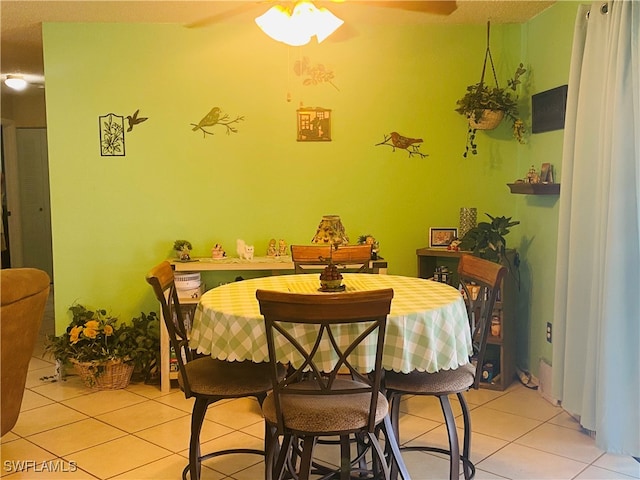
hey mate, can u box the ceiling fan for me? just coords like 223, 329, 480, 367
187, 1, 458, 30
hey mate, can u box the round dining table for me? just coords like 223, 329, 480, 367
190, 273, 473, 374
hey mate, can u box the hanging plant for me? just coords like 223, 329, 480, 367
455, 21, 526, 157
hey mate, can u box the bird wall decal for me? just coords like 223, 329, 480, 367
191, 107, 244, 137
126, 109, 148, 132
375, 131, 428, 158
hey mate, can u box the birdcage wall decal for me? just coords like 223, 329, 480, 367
297, 107, 331, 142
99, 113, 126, 156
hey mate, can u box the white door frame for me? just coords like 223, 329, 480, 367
1, 118, 24, 267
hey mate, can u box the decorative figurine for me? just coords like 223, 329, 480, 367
447, 238, 462, 251
278, 239, 288, 257
236, 239, 255, 260
267, 239, 278, 257
358, 234, 380, 260
526, 165, 540, 184
211, 243, 225, 259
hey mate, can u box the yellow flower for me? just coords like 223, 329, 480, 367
84, 320, 100, 330
69, 326, 83, 344
83, 328, 98, 339
103, 324, 114, 336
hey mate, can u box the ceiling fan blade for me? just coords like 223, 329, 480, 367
347, 1, 457, 15
186, 2, 264, 28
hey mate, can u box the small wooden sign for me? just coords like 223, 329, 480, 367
297, 107, 331, 142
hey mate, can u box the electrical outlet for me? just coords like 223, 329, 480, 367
546, 322, 552, 343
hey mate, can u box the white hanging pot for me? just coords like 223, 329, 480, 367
468, 109, 504, 130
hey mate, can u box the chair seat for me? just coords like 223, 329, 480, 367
385, 363, 476, 395
179, 357, 282, 397
263, 378, 389, 433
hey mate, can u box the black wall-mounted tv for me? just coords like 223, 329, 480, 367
532, 85, 568, 133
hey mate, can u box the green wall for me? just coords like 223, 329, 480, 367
43, 3, 580, 377
515, 2, 579, 373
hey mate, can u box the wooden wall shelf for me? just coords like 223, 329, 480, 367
507, 183, 560, 195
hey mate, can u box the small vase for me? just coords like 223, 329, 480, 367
459, 207, 477, 239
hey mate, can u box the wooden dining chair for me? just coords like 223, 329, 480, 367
291, 244, 373, 273
146, 261, 285, 480
256, 288, 410, 480
384, 254, 507, 480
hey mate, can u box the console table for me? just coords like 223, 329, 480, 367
171, 256, 388, 274
159, 255, 388, 392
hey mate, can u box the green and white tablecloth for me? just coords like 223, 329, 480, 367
190, 273, 472, 373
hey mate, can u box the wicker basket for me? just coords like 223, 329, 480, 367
71, 358, 134, 390
468, 109, 504, 130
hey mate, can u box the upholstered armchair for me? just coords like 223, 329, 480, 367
1, 268, 50, 436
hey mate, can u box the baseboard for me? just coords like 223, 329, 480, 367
538, 359, 560, 406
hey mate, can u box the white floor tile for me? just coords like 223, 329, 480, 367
515, 422, 604, 463
476, 443, 588, 479
593, 454, 640, 478
69, 436, 171, 479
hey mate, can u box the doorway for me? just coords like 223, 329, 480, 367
0, 123, 53, 279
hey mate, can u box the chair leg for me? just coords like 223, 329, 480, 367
367, 431, 392, 480
298, 436, 315, 480
188, 397, 210, 480
387, 392, 402, 480
439, 395, 460, 480
273, 434, 294, 480
458, 392, 473, 480
382, 414, 411, 480
339, 435, 351, 480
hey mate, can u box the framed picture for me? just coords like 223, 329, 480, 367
429, 228, 458, 248
297, 107, 331, 141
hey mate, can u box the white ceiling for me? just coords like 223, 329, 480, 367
1, 0, 555, 90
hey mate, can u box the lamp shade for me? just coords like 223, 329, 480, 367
255, 1, 343, 46
312, 215, 349, 246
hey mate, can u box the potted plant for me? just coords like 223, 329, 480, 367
458, 213, 520, 285
45, 304, 158, 389
455, 22, 526, 157
129, 311, 160, 384
173, 239, 192, 260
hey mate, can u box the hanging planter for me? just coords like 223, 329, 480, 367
455, 21, 526, 157
468, 109, 505, 130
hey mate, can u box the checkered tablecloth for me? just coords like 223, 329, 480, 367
190, 273, 472, 373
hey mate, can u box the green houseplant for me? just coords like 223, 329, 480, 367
45, 304, 159, 389
173, 239, 192, 260
455, 22, 526, 157
459, 213, 521, 285
129, 311, 161, 384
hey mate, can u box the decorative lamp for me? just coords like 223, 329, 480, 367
4, 75, 28, 91
311, 215, 349, 247
255, 1, 344, 47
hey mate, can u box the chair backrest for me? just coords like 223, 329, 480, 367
457, 254, 507, 389
290, 244, 373, 273
145, 261, 194, 397
256, 288, 393, 433
1, 268, 50, 436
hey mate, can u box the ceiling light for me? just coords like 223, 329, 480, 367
255, 1, 344, 47
4, 75, 28, 91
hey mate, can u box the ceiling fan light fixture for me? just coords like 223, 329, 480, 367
255, 5, 292, 43
255, 1, 343, 46
311, 6, 344, 43
4, 75, 28, 91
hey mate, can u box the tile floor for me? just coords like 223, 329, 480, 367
2, 291, 639, 480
